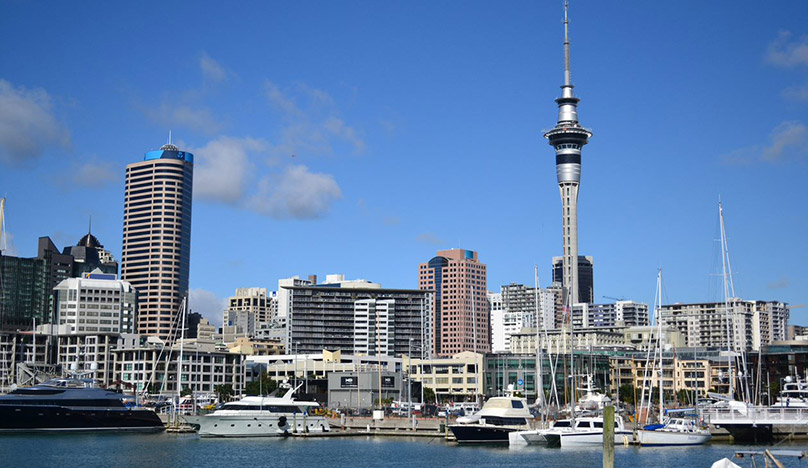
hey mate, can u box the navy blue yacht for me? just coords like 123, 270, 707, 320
0, 378, 164, 432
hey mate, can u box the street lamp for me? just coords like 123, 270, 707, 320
408, 338, 414, 419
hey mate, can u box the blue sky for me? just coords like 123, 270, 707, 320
1, 1, 807, 327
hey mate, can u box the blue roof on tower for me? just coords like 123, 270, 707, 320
144, 144, 194, 163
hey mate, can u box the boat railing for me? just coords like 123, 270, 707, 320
701, 406, 808, 424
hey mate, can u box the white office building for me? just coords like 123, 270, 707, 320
54, 269, 137, 334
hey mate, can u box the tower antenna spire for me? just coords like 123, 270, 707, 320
563, 0, 571, 87
168, 130, 172, 146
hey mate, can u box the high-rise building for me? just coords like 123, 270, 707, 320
658, 300, 789, 351
552, 256, 593, 304
53, 269, 137, 334
63, 231, 118, 277
544, 3, 592, 306
224, 288, 272, 337
283, 276, 432, 357
121, 143, 193, 341
418, 249, 489, 357
571, 301, 649, 328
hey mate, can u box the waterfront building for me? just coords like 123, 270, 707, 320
552, 256, 594, 304
0, 330, 53, 390
571, 301, 649, 328
56, 331, 125, 386
247, 350, 402, 405
418, 249, 489, 357
403, 351, 484, 403
327, 371, 401, 410
53, 269, 137, 334
484, 353, 610, 403
114, 334, 244, 395
224, 287, 272, 337
121, 142, 193, 341
284, 275, 432, 357
609, 351, 733, 400
544, 3, 593, 307
509, 325, 684, 354
658, 299, 789, 351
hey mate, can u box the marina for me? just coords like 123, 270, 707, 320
2, 432, 808, 468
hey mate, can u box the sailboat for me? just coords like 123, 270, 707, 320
636, 270, 711, 446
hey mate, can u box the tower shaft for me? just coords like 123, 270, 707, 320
544, 1, 591, 307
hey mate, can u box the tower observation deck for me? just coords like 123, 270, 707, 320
544, 1, 592, 306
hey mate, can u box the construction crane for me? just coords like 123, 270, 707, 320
602, 295, 626, 302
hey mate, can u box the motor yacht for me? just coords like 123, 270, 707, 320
0, 377, 163, 432
449, 386, 532, 444
540, 414, 633, 447
183, 383, 329, 437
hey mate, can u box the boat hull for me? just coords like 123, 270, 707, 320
184, 413, 330, 437
716, 423, 773, 443
544, 429, 633, 447
0, 405, 164, 432
508, 429, 548, 445
636, 429, 712, 446
450, 424, 525, 444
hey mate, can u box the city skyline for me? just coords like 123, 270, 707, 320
1, 1, 806, 328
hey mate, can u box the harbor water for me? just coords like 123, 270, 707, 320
2, 434, 808, 468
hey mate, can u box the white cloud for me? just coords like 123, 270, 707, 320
249, 164, 342, 219
767, 276, 789, 290
767, 31, 808, 68
72, 161, 118, 188
0, 79, 71, 165
265, 81, 302, 117
417, 232, 445, 246
199, 52, 228, 82
762, 121, 808, 162
324, 116, 365, 154
1, 231, 19, 257
142, 102, 223, 136
190, 136, 264, 204
263, 80, 366, 158
189, 288, 226, 329
783, 83, 808, 102
722, 120, 808, 164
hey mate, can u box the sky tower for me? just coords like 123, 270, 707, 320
544, 1, 592, 306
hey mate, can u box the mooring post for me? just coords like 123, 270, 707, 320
604, 405, 615, 468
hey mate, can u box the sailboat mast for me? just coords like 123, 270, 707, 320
656, 270, 664, 423
719, 202, 734, 401
534, 265, 545, 423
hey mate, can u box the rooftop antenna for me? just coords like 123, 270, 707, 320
168, 130, 172, 146
88, 215, 92, 235
563, 0, 571, 87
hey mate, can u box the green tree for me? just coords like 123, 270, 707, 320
214, 384, 234, 402
245, 371, 278, 396
619, 383, 635, 405
423, 387, 436, 403
181, 386, 193, 397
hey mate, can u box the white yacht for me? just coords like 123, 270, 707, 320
636, 417, 712, 446
183, 384, 330, 437
771, 376, 808, 408
540, 415, 633, 447
449, 386, 532, 444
